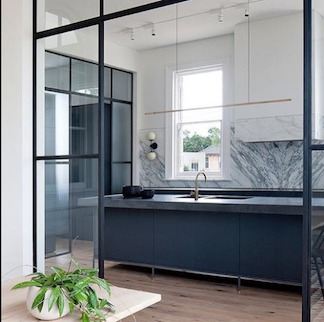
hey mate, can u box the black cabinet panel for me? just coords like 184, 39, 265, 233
105, 208, 154, 265
240, 214, 302, 283
154, 210, 240, 275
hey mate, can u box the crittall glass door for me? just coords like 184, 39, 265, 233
310, 1, 324, 321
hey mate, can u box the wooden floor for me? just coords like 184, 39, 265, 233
46, 239, 303, 322
104, 264, 302, 322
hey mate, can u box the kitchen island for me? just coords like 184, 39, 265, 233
80, 194, 324, 286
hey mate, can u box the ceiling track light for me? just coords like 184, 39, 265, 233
131, 29, 135, 41
151, 24, 156, 36
245, 6, 250, 17
218, 9, 224, 23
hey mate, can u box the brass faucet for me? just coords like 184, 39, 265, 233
190, 172, 207, 200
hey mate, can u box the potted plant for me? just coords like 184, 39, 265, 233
12, 258, 114, 322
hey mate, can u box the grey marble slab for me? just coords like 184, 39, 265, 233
139, 126, 324, 190
99, 194, 324, 216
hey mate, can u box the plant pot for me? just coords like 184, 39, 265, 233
26, 286, 70, 320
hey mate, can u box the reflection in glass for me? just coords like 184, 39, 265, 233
37, 0, 99, 32
112, 163, 131, 194
105, 0, 160, 14
312, 9, 324, 145
40, 158, 98, 271
311, 151, 324, 320
40, 93, 99, 156
72, 60, 98, 96
112, 70, 132, 102
45, 52, 70, 91
112, 103, 132, 162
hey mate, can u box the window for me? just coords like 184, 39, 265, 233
205, 156, 209, 169
191, 161, 199, 172
167, 63, 229, 180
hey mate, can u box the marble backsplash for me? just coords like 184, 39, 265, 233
139, 126, 324, 190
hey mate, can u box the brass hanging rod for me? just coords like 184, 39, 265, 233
145, 98, 292, 116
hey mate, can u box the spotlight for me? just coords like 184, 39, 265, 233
219, 9, 224, 23
245, 7, 250, 17
151, 24, 156, 36
131, 29, 135, 41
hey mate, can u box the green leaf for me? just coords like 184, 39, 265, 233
92, 308, 105, 320
70, 258, 81, 270
69, 302, 74, 314
99, 298, 108, 309
43, 275, 55, 286
58, 293, 64, 317
79, 268, 99, 277
11, 281, 43, 290
48, 286, 61, 311
74, 291, 89, 303
73, 277, 91, 293
50, 266, 66, 277
88, 288, 98, 308
82, 312, 90, 322
31, 287, 47, 311
90, 278, 111, 296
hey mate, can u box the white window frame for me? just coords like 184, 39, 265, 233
165, 58, 232, 180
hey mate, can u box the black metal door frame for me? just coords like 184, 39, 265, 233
32, 0, 189, 278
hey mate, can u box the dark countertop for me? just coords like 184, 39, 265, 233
92, 194, 324, 216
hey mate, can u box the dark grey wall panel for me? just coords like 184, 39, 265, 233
240, 214, 302, 283
154, 210, 240, 275
105, 208, 154, 264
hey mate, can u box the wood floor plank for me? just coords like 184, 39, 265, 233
46, 241, 302, 322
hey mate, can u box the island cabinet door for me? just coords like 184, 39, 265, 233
240, 214, 302, 283
153, 210, 240, 275
105, 208, 154, 265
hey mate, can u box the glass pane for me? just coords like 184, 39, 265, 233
37, 0, 99, 32
312, 2, 324, 144
112, 69, 132, 102
104, 67, 112, 98
45, 52, 70, 91
37, 158, 98, 271
177, 122, 221, 174
72, 59, 98, 96
112, 103, 132, 162
38, 92, 99, 156
180, 69, 223, 123
37, 27, 98, 157
105, 0, 160, 14
112, 163, 131, 194
311, 151, 324, 320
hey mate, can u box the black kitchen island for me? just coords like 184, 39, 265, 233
79, 194, 324, 286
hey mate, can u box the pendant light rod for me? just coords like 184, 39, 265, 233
145, 98, 292, 116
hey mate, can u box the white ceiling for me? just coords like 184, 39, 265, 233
43, 0, 324, 52
105, 0, 303, 51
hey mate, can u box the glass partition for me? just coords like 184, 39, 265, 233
37, 0, 99, 32
311, 2, 324, 321
36, 26, 100, 272
105, 0, 161, 14
311, 151, 324, 321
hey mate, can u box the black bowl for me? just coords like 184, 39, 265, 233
140, 189, 155, 199
123, 185, 143, 198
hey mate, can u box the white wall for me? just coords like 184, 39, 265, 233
1, 0, 33, 279
138, 35, 234, 131
313, 11, 324, 140
234, 13, 304, 142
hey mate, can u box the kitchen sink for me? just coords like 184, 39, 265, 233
206, 195, 253, 200
177, 195, 208, 199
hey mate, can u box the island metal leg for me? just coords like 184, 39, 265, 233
152, 267, 155, 281
237, 277, 241, 293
